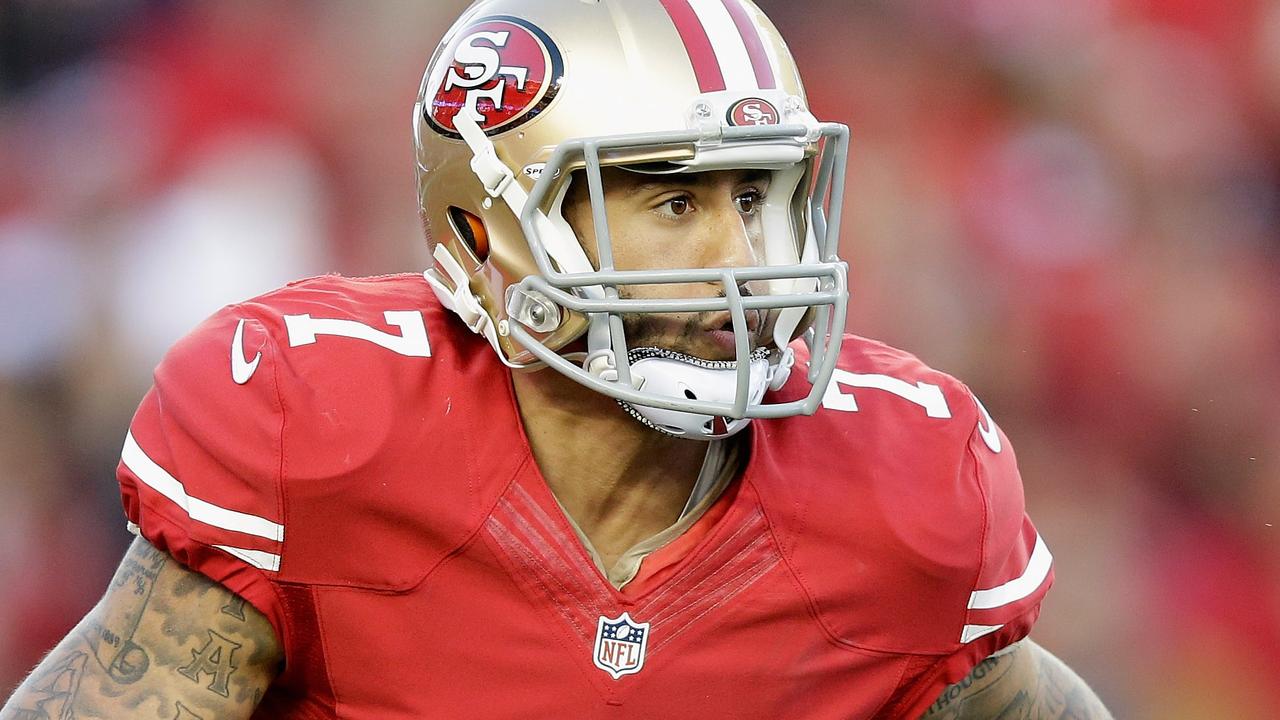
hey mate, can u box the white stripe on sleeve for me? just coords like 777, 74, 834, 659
214, 545, 282, 572
122, 432, 285, 543
967, 534, 1052, 610
687, 0, 758, 90
960, 623, 1004, 644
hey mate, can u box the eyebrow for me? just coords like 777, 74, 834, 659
630, 169, 770, 194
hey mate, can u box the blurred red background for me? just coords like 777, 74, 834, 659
1, 1, 1277, 716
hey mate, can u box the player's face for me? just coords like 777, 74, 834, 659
563, 167, 772, 361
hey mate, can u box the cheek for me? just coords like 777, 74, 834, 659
565, 206, 601, 267
609, 224, 706, 273
609, 224, 655, 270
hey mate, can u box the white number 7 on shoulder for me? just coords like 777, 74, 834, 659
820, 369, 951, 418
284, 311, 432, 357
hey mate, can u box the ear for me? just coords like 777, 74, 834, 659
448, 207, 490, 261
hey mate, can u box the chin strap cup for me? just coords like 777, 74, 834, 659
615, 348, 772, 441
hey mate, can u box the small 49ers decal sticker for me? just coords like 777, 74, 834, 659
425, 15, 564, 139
727, 97, 780, 127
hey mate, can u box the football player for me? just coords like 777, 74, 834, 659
3, 1, 1112, 718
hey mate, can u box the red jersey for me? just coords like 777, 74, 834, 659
117, 273, 1052, 719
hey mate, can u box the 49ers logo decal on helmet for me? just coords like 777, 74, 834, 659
425, 16, 564, 139
727, 97, 780, 127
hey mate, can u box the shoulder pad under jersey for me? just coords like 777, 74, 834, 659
118, 274, 519, 628
752, 335, 1052, 659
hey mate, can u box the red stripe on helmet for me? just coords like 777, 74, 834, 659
720, 0, 776, 89
659, 0, 726, 93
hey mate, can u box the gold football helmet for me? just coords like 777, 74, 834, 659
414, 0, 849, 438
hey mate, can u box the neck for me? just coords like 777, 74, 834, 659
511, 366, 709, 568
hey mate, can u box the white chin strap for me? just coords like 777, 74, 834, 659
616, 348, 778, 440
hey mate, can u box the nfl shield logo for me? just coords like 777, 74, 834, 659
592, 612, 650, 679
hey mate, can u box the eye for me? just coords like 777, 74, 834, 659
658, 195, 691, 217
736, 190, 761, 215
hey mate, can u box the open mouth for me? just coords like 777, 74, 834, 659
620, 309, 769, 361
708, 309, 763, 335
701, 310, 767, 358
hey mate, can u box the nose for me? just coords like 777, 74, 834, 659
700, 201, 758, 270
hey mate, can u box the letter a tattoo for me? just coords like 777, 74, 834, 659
176, 630, 242, 697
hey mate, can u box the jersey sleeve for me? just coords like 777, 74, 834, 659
117, 304, 289, 642
887, 393, 1055, 718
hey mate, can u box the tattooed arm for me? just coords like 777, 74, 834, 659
919, 640, 1112, 720
1, 536, 281, 720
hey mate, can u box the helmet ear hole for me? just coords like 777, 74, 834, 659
448, 206, 490, 262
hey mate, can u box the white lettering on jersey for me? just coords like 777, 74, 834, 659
444, 31, 530, 123
972, 394, 1002, 453
284, 311, 432, 357
231, 319, 262, 385
820, 369, 952, 418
